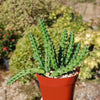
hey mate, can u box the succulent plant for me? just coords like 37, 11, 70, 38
7, 19, 88, 85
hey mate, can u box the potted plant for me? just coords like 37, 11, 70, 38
7, 18, 88, 100
0, 22, 21, 69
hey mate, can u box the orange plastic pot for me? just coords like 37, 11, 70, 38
36, 69, 80, 100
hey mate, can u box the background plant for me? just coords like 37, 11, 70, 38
0, 22, 21, 59
75, 30, 100, 79
48, 6, 90, 33
0, 0, 62, 33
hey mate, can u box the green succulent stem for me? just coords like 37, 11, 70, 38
68, 42, 81, 65
64, 31, 74, 65
29, 34, 44, 69
50, 45, 89, 77
7, 68, 45, 85
38, 18, 58, 71
58, 29, 68, 67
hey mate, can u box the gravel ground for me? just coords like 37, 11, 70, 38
74, 0, 100, 31
0, 70, 100, 100
0, 71, 41, 100
74, 81, 100, 100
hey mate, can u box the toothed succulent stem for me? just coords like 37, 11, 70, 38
68, 42, 81, 65
29, 34, 44, 69
58, 30, 68, 67
50, 45, 89, 77
7, 68, 45, 85
39, 18, 57, 70
71, 45, 89, 67
64, 31, 74, 65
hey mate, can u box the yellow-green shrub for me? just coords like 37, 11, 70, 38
9, 26, 40, 74
48, 6, 91, 33
75, 31, 100, 79
0, 0, 61, 33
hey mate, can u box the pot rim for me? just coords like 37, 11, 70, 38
36, 67, 80, 80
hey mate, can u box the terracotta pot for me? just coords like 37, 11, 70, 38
36, 69, 79, 100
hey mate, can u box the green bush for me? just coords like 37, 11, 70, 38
9, 7, 100, 80
0, 0, 61, 33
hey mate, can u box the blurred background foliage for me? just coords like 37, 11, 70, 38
0, 0, 62, 33
0, 0, 100, 81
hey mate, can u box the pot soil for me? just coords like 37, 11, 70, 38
36, 69, 80, 100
